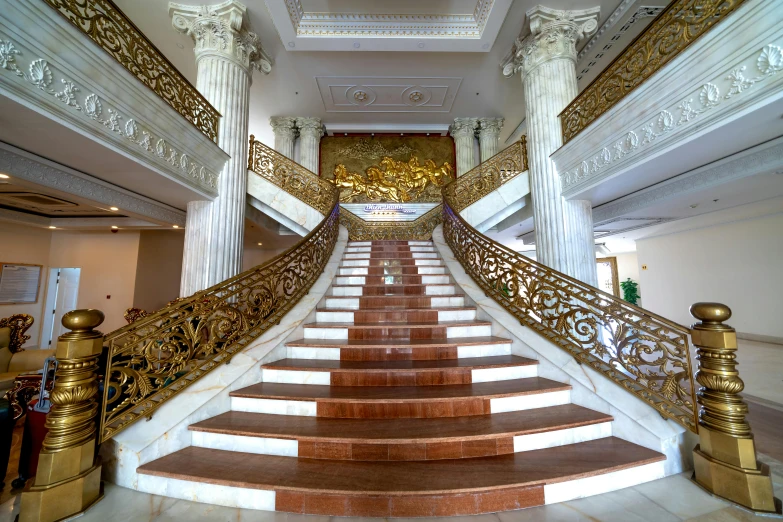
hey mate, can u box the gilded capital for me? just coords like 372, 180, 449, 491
502, 5, 600, 80
169, 0, 272, 75
478, 117, 504, 138
450, 118, 478, 139
296, 117, 324, 138
270, 116, 298, 139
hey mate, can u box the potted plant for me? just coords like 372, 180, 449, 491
620, 278, 640, 305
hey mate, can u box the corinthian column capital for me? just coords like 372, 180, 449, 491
169, 0, 272, 75
296, 117, 324, 138
502, 5, 599, 80
270, 116, 298, 139
478, 117, 504, 138
449, 118, 478, 139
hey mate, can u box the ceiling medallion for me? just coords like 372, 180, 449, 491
409, 91, 424, 103
354, 90, 368, 102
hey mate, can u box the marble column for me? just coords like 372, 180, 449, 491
171, 0, 272, 295
477, 118, 504, 162
270, 116, 297, 159
296, 117, 324, 175
502, 5, 599, 286
450, 118, 478, 176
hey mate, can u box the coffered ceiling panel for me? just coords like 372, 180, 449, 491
316, 77, 462, 113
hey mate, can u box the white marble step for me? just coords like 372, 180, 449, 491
285, 341, 510, 360
303, 322, 492, 340
345, 246, 436, 253
337, 266, 448, 276
329, 284, 458, 296
322, 295, 466, 309
342, 259, 443, 266
314, 308, 475, 323
347, 241, 432, 246
343, 252, 439, 259
333, 275, 451, 285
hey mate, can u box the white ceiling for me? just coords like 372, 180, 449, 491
113, 0, 646, 147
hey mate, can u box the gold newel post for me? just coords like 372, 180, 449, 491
19, 310, 105, 522
690, 302, 780, 513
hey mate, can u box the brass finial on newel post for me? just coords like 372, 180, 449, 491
690, 302, 780, 514
19, 309, 106, 522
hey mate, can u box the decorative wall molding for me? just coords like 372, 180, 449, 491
561, 43, 783, 192
284, 0, 494, 38
315, 76, 461, 113
0, 143, 186, 226
591, 136, 783, 224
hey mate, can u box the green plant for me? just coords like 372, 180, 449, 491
620, 278, 640, 305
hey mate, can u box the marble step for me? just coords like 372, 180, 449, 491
188, 404, 613, 460
348, 241, 432, 246
315, 307, 476, 324
345, 246, 437, 253
330, 284, 459, 296
333, 275, 452, 285
337, 265, 448, 276
260, 355, 537, 386
136, 438, 666, 515
302, 320, 492, 340
343, 252, 440, 259
285, 336, 513, 361
322, 295, 466, 310
342, 258, 443, 266
228, 378, 572, 418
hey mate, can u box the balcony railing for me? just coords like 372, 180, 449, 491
43, 0, 220, 142
559, 0, 747, 145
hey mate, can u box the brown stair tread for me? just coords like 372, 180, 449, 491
263, 355, 535, 372
303, 320, 491, 328
137, 437, 663, 494
286, 336, 512, 348
189, 404, 610, 442
231, 377, 569, 402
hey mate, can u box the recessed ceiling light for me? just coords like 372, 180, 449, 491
176, 43, 184, 49
48, 226, 56, 229
257, 242, 263, 246
173, 225, 179, 229
353, 42, 360, 49
482, 43, 490, 49
0, 173, 8, 179
713, 199, 719, 202
109, 206, 119, 211
287, 41, 295, 48
111, 226, 118, 229
417, 42, 425, 49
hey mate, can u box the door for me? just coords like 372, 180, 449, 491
41, 268, 81, 347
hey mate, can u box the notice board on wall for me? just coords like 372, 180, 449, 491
0, 263, 42, 304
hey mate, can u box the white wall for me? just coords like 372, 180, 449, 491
636, 209, 783, 337
615, 252, 641, 304
0, 223, 52, 347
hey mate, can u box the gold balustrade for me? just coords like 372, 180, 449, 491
443, 138, 528, 213
341, 205, 442, 241
248, 136, 336, 216
441, 195, 698, 431
559, 0, 747, 145
42, 0, 220, 142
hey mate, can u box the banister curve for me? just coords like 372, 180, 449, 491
99, 145, 339, 443
441, 186, 698, 433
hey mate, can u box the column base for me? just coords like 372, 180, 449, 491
693, 444, 779, 514
19, 459, 103, 522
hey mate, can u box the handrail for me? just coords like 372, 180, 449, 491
443, 138, 528, 213
441, 193, 698, 432
248, 136, 336, 216
99, 155, 340, 443
43, 0, 221, 142
559, 0, 747, 145
341, 205, 443, 241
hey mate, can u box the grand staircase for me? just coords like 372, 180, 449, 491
136, 240, 667, 517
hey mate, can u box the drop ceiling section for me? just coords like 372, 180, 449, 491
316, 77, 462, 113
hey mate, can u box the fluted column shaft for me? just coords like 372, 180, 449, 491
297, 117, 323, 174
170, 1, 272, 295
504, 5, 600, 284
478, 117, 504, 162
270, 116, 297, 159
450, 118, 478, 177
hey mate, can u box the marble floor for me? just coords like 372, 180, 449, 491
736, 339, 783, 405
1, 455, 781, 522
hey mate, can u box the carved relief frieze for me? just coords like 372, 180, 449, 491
0, 36, 219, 192
560, 44, 783, 191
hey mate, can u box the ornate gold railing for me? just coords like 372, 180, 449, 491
43, 0, 221, 142
559, 0, 747, 144
248, 136, 336, 216
341, 205, 442, 241
443, 138, 528, 213
441, 197, 698, 432
99, 192, 339, 443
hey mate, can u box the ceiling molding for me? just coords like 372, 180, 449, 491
325, 123, 450, 136
593, 217, 676, 238
0, 142, 186, 226
592, 136, 783, 224
316, 76, 461, 113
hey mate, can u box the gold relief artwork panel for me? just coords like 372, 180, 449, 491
320, 135, 455, 203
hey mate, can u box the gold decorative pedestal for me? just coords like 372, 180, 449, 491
19, 310, 105, 522
690, 303, 780, 514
